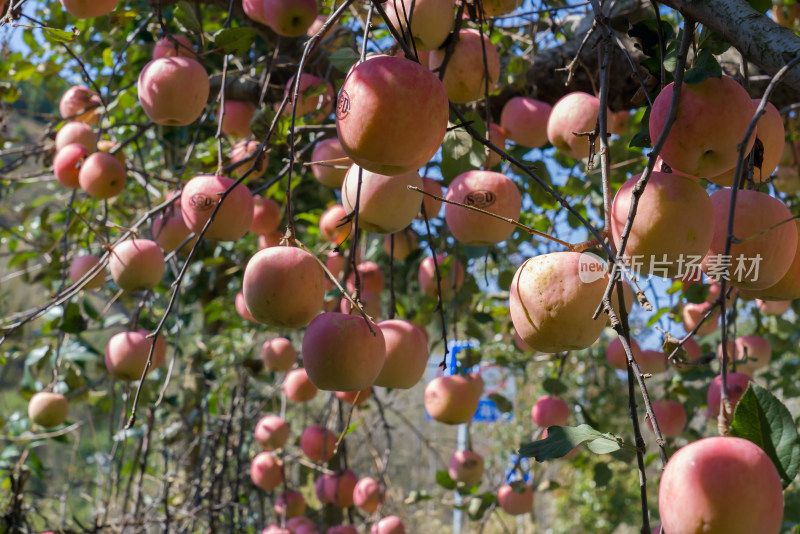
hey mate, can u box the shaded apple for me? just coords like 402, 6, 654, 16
28, 392, 69, 428
261, 337, 296, 372
500, 96, 552, 149
429, 28, 500, 104
418, 254, 465, 298
341, 165, 422, 234
69, 254, 105, 290
250, 451, 283, 490
254, 415, 289, 451
300, 425, 337, 462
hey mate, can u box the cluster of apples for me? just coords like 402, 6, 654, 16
52, 87, 127, 198
250, 412, 406, 533
510, 75, 797, 358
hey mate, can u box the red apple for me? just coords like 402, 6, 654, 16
231, 139, 267, 179
254, 415, 289, 451
321, 470, 357, 508
707, 372, 752, 416
756, 299, 791, 315
55, 121, 95, 152
250, 451, 283, 490
531, 395, 569, 428
346, 261, 385, 294
497, 483, 533, 515
153, 34, 195, 59
738, 220, 800, 301
319, 204, 351, 244
284, 368, 318, 403
710, 99, 784, 186
109, 239, 165, 291
300, 425, 337, 462
546, 92, 600, 160
53, 144, 88, 188
180, 175, 254, 242
311, 137, 351, 188
59, 85, 102, 124
235, 291, 256, 321
218, 100, 255, 139
336, 55, 448, 176
69, 254, 105, 290
78, 152, 126, 199
448, 450, 484, 487
682, 302, 719, 336
418, 254, 465, 298
383, 230, 418, 261
261, 337, 296, 372
374, 319, 429, 389
243, 246, 326, 327
262, 0, 317, 37
250, 196, 282, 236
424, 373, 483, 424
649, 76, 755, 178
605, 337, 642, 370
60, 0, 117, 18
335, 387, 371, 406
353, 476, 384, 512
500, 96, 552, 149
703, 189, 797, 290
339, 289, 381, 318
484, 122, 507, 168
285, 73, 335, 120
419, 177, 444, 219
639, 350, 668, 375
28, 392, 69, 427
302, 312, 386, 391
105, 329, 167, 381
371, 516, 405, 534
274, 490, 305, 518
138, 57, 210, 126
648, 399, 687, 438
444, 170, 522, 246
658, 437, 783, 534
385, 0, 453, 51
611, 172, 714, 277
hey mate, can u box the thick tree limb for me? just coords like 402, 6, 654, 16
659, 0, 800, 101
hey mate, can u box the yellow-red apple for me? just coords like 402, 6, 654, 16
546, 92, 600, 159
109, 239, 165, 291
341, 165, 422, 234
429, 28, 500, 104
28, 392, 69, 427
105, 329, 167, 381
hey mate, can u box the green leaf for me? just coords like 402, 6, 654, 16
593, 462, 612, 487
214, 27, 257, 55
628, 126, 651, 149
646, 306, 670, 328
747, 0, 772, 13
43, 27, 79, 44
684, 48, 722, 85
435, 470, 457, 490
175, 1, 202, 33
467, 492, 496, 521
328, 48, 360, 73
102, 48, 114, 68
520, 424, 620, 461
730, 382, 800, 488
59, 302, 87, 334
542, 378, 568, 396
487, 393, 513, 413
